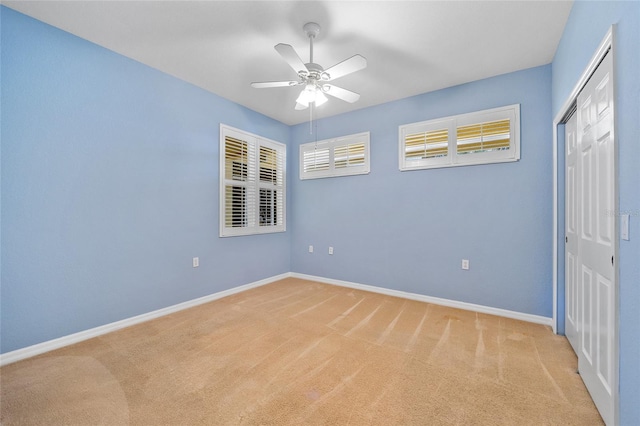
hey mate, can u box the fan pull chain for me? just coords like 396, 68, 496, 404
313, 126, 319, 168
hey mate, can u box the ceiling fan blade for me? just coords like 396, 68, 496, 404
274, 43, 308, 75
323, 55, 367, 81
251, 80, 300, 89
295, 102, 308, 110
322, 84, 360, 103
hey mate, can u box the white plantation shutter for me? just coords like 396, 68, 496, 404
334, 142, 366, 169
452, 107, 518, 165
224, 135, 256, 229
220, 125, 286, 237
399, 118, 452, 169
258, 143, 285, 227
303, 145, 330, 173
456, 119, 511, 155
399, 104, 520, 170
300, 132, 370, 179
404, 128, 449, 160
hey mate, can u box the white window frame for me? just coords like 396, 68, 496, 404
299, 132, 370, 180
219, 124, 286, 237
399, 104, 520, 171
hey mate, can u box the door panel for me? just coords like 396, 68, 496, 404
597, 133, 613, 245
565, 112, 579, 353
581, 264, 593, 362
597, 272, 611, 390
576, 51, 616, 426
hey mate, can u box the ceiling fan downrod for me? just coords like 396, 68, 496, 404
303, 22, 320, 64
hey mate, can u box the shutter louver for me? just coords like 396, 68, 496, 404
259, 146, 285, 227
303, 148, 330, 173
404, 128, 448, 160
225, 136, 247, 228
335, 142, 366, 168
224, 186, 246, 228
260, 146, 277, 184
457, 119, 510, 155
275, 146, 285, 227
224, 136, 247, 181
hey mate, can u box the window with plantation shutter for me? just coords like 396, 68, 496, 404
220, 125, 285, 237
300, 132, 370, 180
399, 104, 520, 171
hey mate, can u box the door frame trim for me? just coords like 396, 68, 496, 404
552, 25, 618, 424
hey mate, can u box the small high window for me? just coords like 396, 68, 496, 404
399, 104, 520, 171
300, 132, 370, 180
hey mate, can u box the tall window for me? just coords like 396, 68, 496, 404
299, 132, 370, 180
399, 104, 520, 171
220, 125, 286, 237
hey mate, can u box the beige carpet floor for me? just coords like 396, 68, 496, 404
1, 278, 602, 425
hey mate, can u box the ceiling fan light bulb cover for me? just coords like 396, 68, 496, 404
296, 90, 311, 106
315, 91, 328, 106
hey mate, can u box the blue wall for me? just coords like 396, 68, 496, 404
0, 7, 291, 353
3, 5, 639, 422
552, 1, 640, 423
290, 66, 553, 317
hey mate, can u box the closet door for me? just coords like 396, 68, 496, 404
565, 112, 579, 354
576, 51, 616, 426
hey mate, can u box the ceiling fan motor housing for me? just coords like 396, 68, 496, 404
302, 62, 330, 83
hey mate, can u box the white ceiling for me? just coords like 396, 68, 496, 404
4, 1, 573, 125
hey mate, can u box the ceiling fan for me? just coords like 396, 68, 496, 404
251, 22, 367, 111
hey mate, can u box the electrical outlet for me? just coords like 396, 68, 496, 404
309, 245, 314, 253
329, 246, 334, 255
461, 259, 469, 270
193, 257, 199, 268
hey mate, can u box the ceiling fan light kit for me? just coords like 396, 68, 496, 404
251, 22, 367, 112
296, 83, 328, 109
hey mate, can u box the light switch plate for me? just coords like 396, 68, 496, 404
621, 214, 630, 240
462, 259, 469, 270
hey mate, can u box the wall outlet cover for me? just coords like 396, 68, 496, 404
621, 214, 630, 240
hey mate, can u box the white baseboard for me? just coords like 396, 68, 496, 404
0, 272, 290, 367
291, 272, 553, 327
1, 271, 552, 366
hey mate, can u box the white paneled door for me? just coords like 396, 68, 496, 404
565, 112, 579, 354
569, 51, 617, 426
